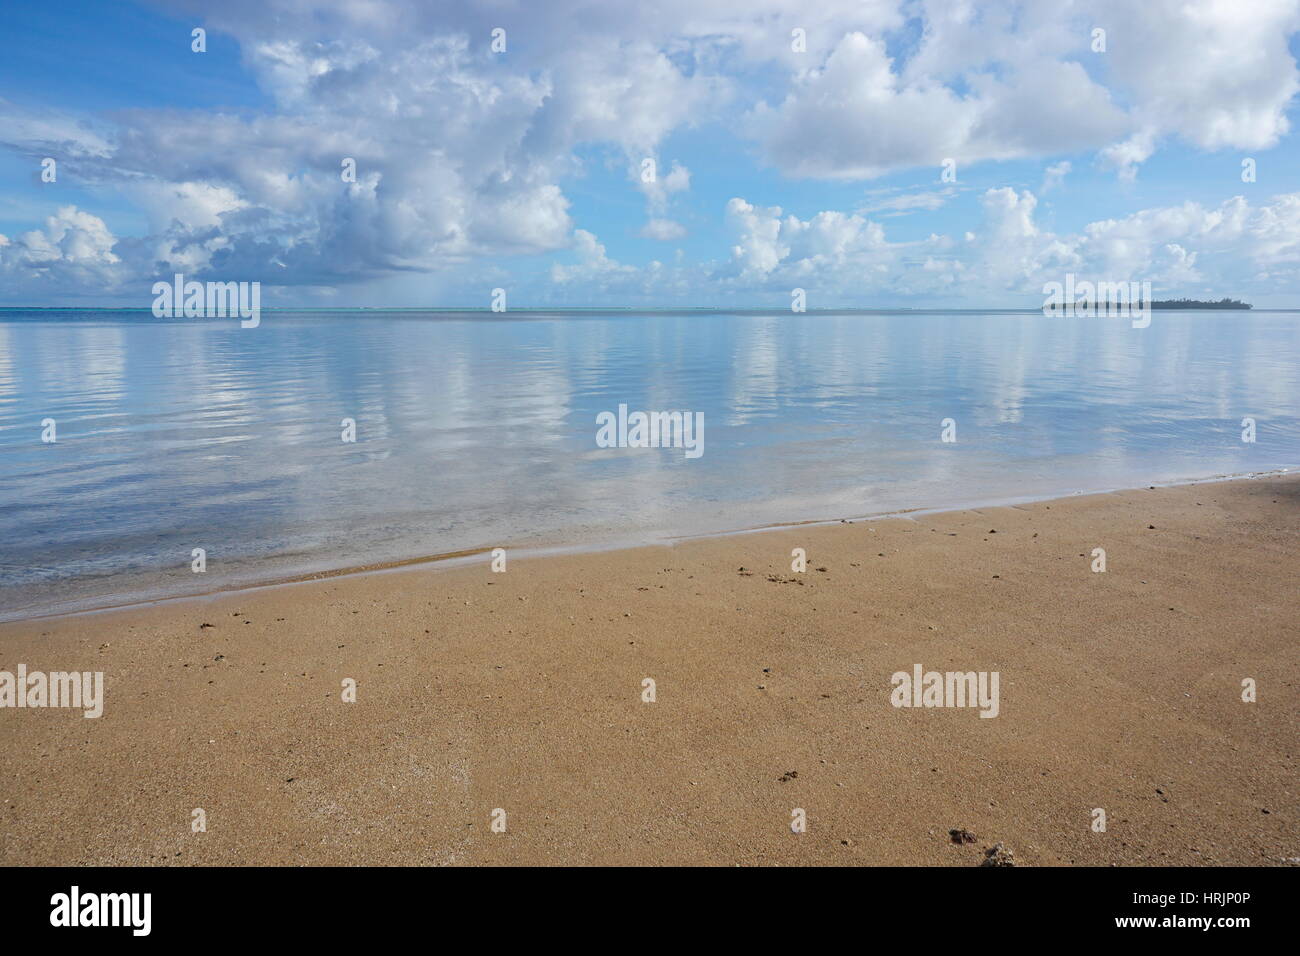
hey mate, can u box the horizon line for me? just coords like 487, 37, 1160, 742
0, 304, 1284, 314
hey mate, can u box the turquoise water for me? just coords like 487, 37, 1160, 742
1, 308, 1297, 620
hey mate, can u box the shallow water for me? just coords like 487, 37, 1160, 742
1, 308, 1297, 620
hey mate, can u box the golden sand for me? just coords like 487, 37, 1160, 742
1, 476, 1295, 865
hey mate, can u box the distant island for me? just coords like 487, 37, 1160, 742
1150, 298, 1252, 310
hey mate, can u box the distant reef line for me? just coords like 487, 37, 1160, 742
0, 300, 1257, 312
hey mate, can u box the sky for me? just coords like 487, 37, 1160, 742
2, 0, 1300, 308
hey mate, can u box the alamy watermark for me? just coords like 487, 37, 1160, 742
596, 404, 704, 459
1, 665, 104, 718
152, 273, 261, 328
50, 886, 150, 936
890, 664, 1000, 718
1042, 273, 1150, 328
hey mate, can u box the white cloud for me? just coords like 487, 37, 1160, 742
636, 159, 692, 224
0, 101, 114, 159
640, 218, 688, 240
1095, 0, 1300, 152
963, 189, 1300, 300
0, 206, 124, 295
748, 28, 1129, 179
749, 0, 1300, 181
1040, 161, 1071, 194
1098, 129, 1157, 182
701, 189, 1300, 304
551, 229, 636, 283
1, 0, 1299, 302
860, 187, 956, 216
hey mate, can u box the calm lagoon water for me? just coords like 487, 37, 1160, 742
1, 308, 1297, 620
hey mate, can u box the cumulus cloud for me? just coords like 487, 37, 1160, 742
718, 197, 900, 290
749, 0, 1300, 181
747, 27, 1131, 178
0, 206, 123, 294
958, 189, 1300, 300
1, 0, 1298, 302
1094, 0, 1300, 152
550, 229, 636, 283
689, 188, 1300, 304
547, 227, 692, 302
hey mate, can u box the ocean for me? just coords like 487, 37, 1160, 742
1, 308, 1296, 621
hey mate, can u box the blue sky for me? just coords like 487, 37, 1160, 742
3, 0, 1300, 307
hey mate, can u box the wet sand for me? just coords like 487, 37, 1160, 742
1, 476, 1296, 866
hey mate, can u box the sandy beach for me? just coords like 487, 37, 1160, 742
1, 475, 1295, 866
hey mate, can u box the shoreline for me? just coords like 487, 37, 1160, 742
4, 466, 1293, 627
1, 473, 1295, 865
